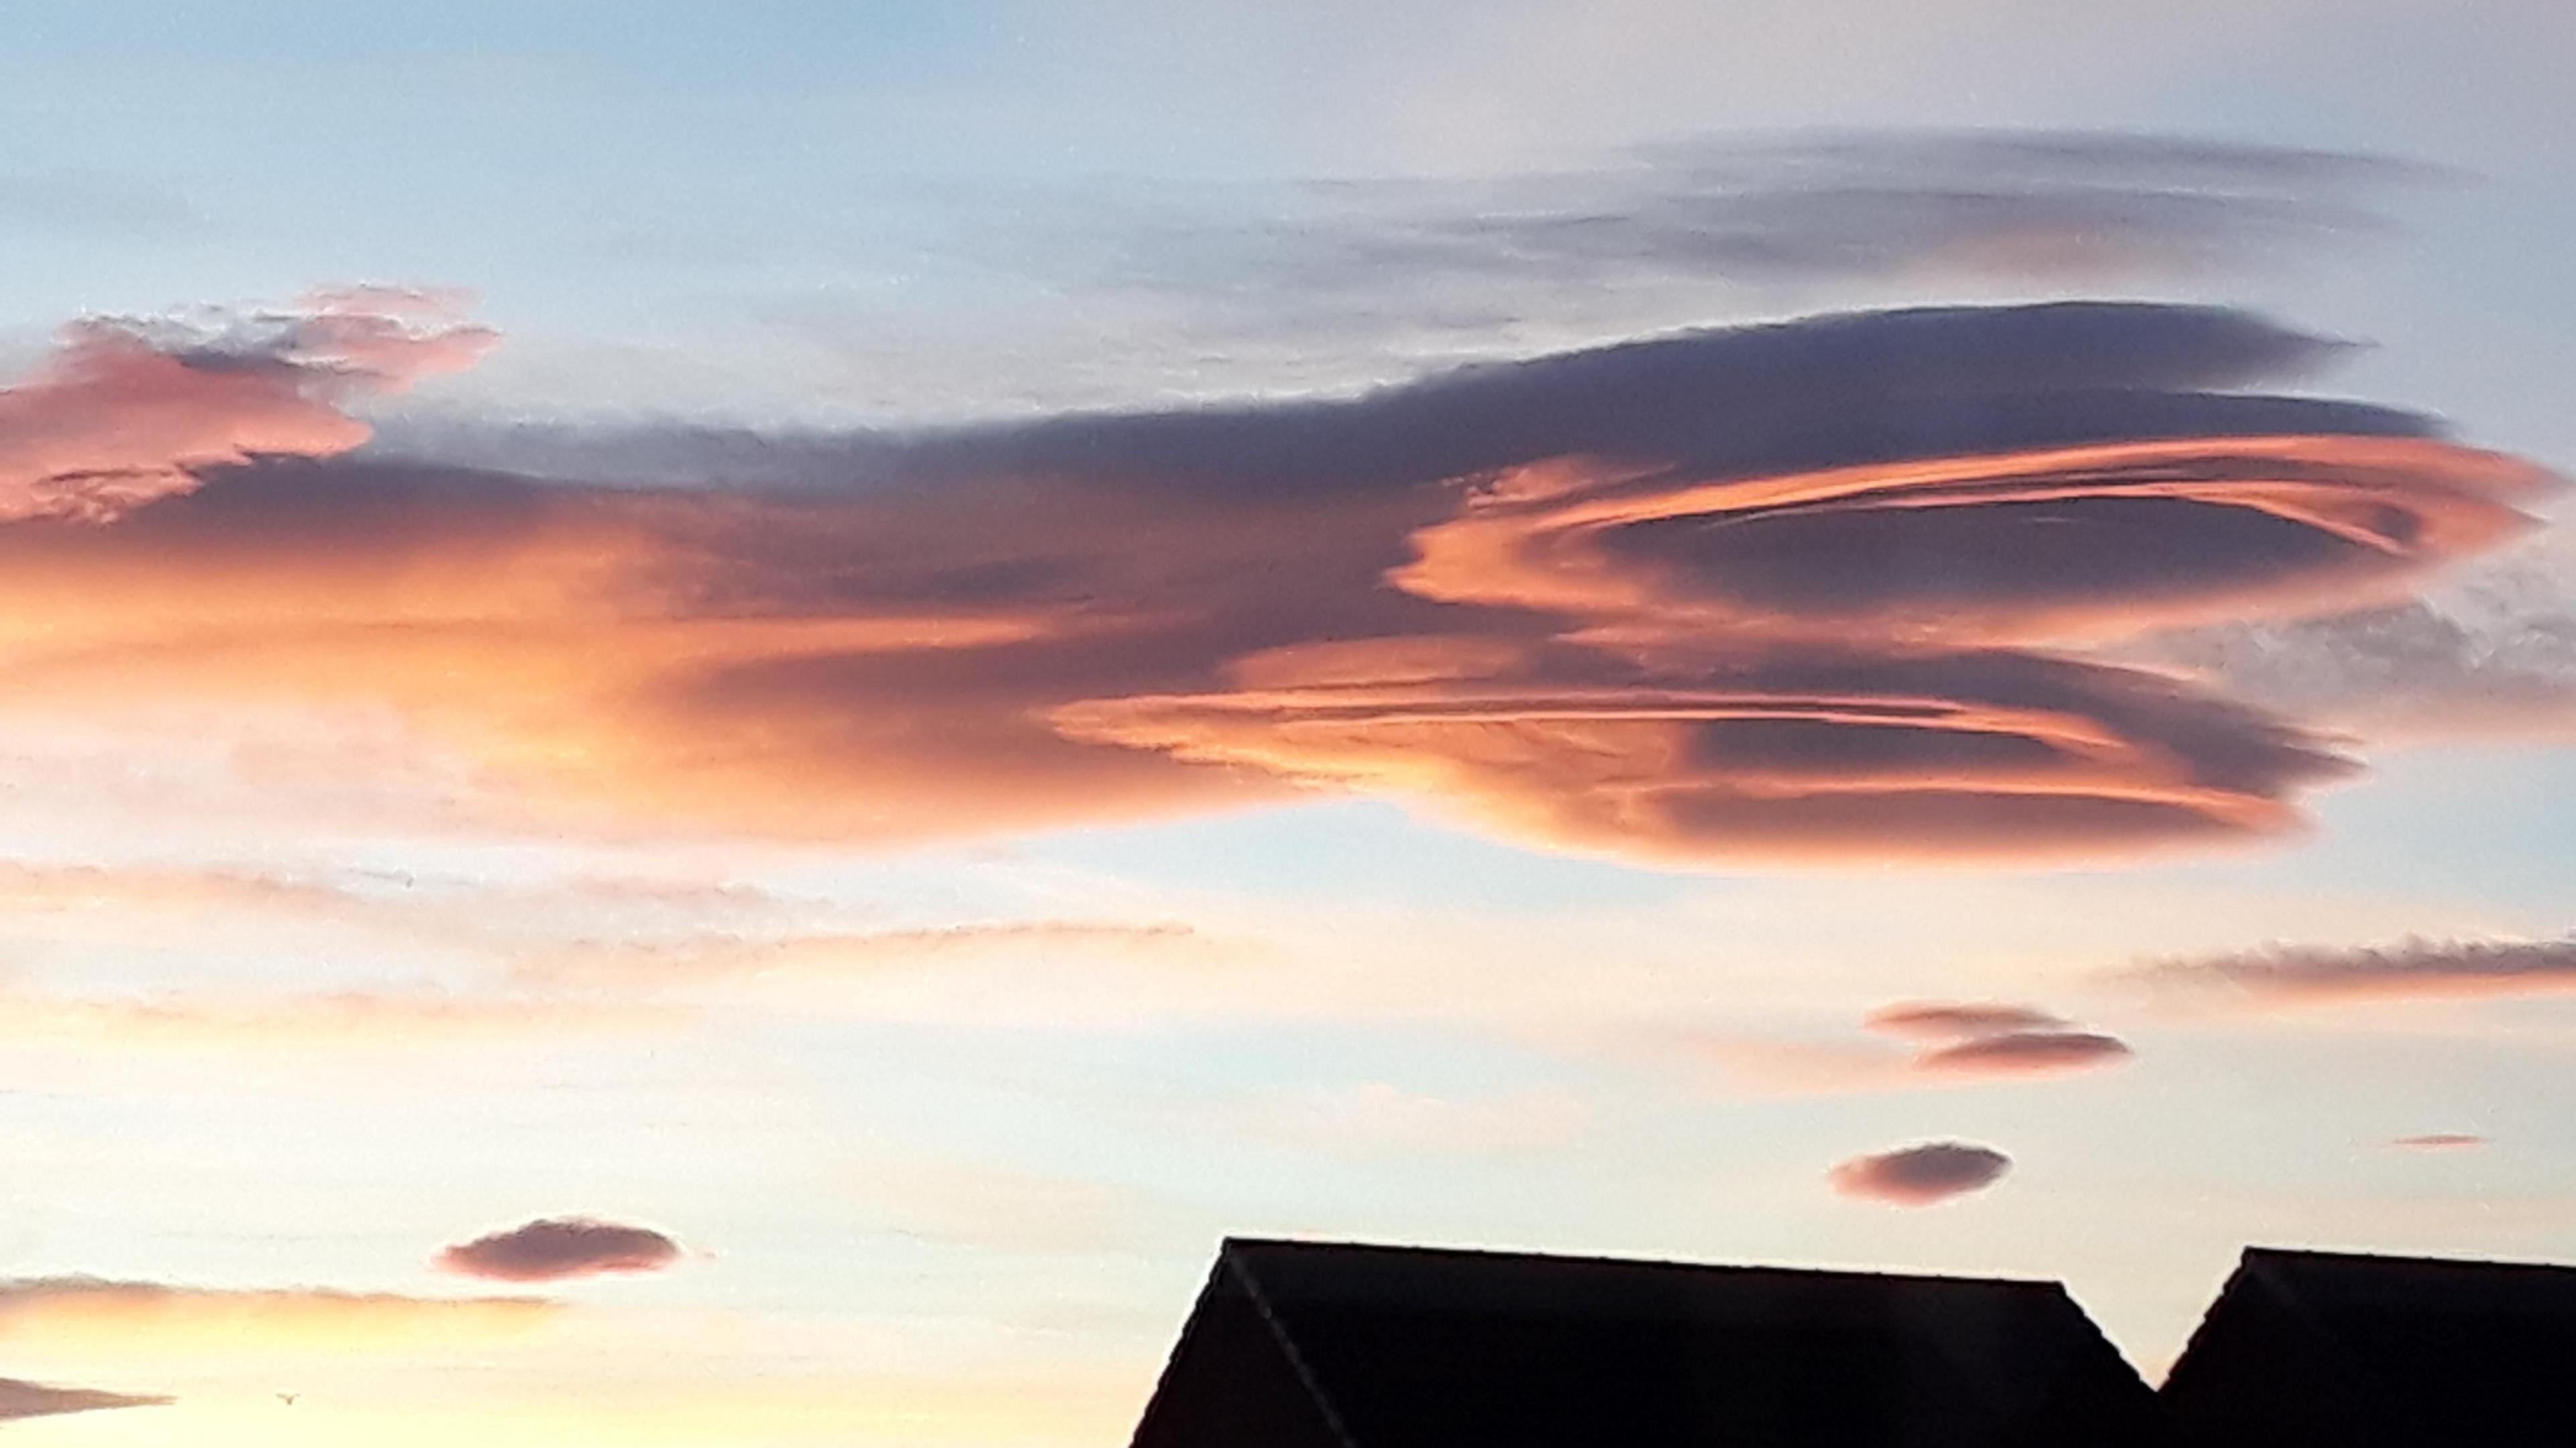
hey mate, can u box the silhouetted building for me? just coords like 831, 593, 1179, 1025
1129, 1237, 2167, 1447
2161, 1245, 2576, 1448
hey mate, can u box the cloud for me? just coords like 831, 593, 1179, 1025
0, 296, 2553, 865
0, 291, 494, 522
2389, 1133, 2488, 1150
0, 1376, 171, 1421
1864, 1001, 2072, 1038
963, 130, 2440, 353
1669, 1001, 2131, 1094
1828, 1141, 2012, 1205
435, 1217, 683, 1282
2135, 935, 2576, 1004
2129, 588, 2576, 740
1911, 1029, 2133, 1076
0, 1278, 555, 1355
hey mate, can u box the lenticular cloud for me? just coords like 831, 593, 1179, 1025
1830, 1141, 2014, 1205
0, 296, 2555, 864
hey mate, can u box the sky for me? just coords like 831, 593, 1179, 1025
1, 2, 2574, 1443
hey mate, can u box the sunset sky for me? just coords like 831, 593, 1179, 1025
3, 3, 2575, 1444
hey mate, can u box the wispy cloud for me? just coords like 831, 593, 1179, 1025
2388, 1133, 2489, 1150
916, 129, 2442, 368
2134, 935, 2576, 1004
1828, 1141, 2012, 1205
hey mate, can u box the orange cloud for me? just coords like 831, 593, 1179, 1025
1394, 435, 2546, 646
1057, 645, 2354, 862
1828, 1141, 2012, 1205
0, 298, 2554, 865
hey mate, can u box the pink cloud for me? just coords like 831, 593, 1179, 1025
1829, 1141, 2013, 1205
1864, 1001, 2074, 1039
0, 290, 494, 523
2388, 1133, 2488, 1150
1913, 1029, 2134, 1076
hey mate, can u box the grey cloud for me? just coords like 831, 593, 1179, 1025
2137, 936, 2576, 1003
2134, 592, 2576, 738
435, 1217, 683, 1282
1043, 129, 2443, 323
1829, 1141, 2013, 1205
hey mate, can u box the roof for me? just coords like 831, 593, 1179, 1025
2160, 1245, 2576, 1448
1129, 1237, 2167, 1447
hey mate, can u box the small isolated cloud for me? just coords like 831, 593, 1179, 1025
1864, 1001, 2072, 1039
435, 1217, 683, 1282
2389, 1133, 2489, 1150
0, 1376, 171, 1422
1829, 1141, 2013, 1205
0, 288, 494, 522
1912, 1029, 2134, 1077
2136, 935, 2576, 1005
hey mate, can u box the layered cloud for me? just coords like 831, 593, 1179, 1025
0, 1376, 171, 1421
436, 1218, 683, 1282
961, 130, 2438, 371
0, 294, 2553, 864
2135, 935, 2576, 1004
1827, 1141, 2012, 1205
1669, 999, 2131, 1093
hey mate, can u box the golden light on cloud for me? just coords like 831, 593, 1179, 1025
1395, 435, 2551, 645
0, 1279, 557, 1361
0, 298, 2556, 865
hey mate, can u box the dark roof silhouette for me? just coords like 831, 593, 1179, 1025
1128, 1238, 2167, 1447
2161, 1245, 2576, 1448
